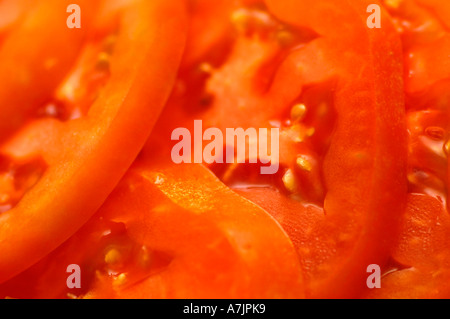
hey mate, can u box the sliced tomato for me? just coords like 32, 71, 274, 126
154, 0, 405, 298
143, 0, 408, 298
366, 0, 450, 298
0, 156, 304, 299
88, 159, 303, 299
2, 0, 448, 300
0, 0, 187, 283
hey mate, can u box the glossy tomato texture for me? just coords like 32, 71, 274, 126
0, 0, 448, 299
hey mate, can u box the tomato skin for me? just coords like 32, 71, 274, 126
0, 0, 188, 284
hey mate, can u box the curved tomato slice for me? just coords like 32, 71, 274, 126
87, 159, 304, 298
0, 156, 304, 299
0, 0, 187, 283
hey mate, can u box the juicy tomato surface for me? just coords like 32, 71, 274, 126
0, 0, 449, 299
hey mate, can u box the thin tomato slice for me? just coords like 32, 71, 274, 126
85, 159, 304, 298
0, 158, 304, 299
0, 0, 187, 284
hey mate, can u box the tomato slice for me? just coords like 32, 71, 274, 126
142, 0, 407, 298
0, 0, 187, 283
0, 156, 304, 299
157, 0, 405, 298
362, 0, 450, 299
87, 159, 304, 298
235, 0, 407, 299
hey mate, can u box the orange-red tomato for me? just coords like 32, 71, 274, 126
151, 0, 407, 298
364, 0, 450, 299
0, 0, 449, 300
0, 0, 187, 284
